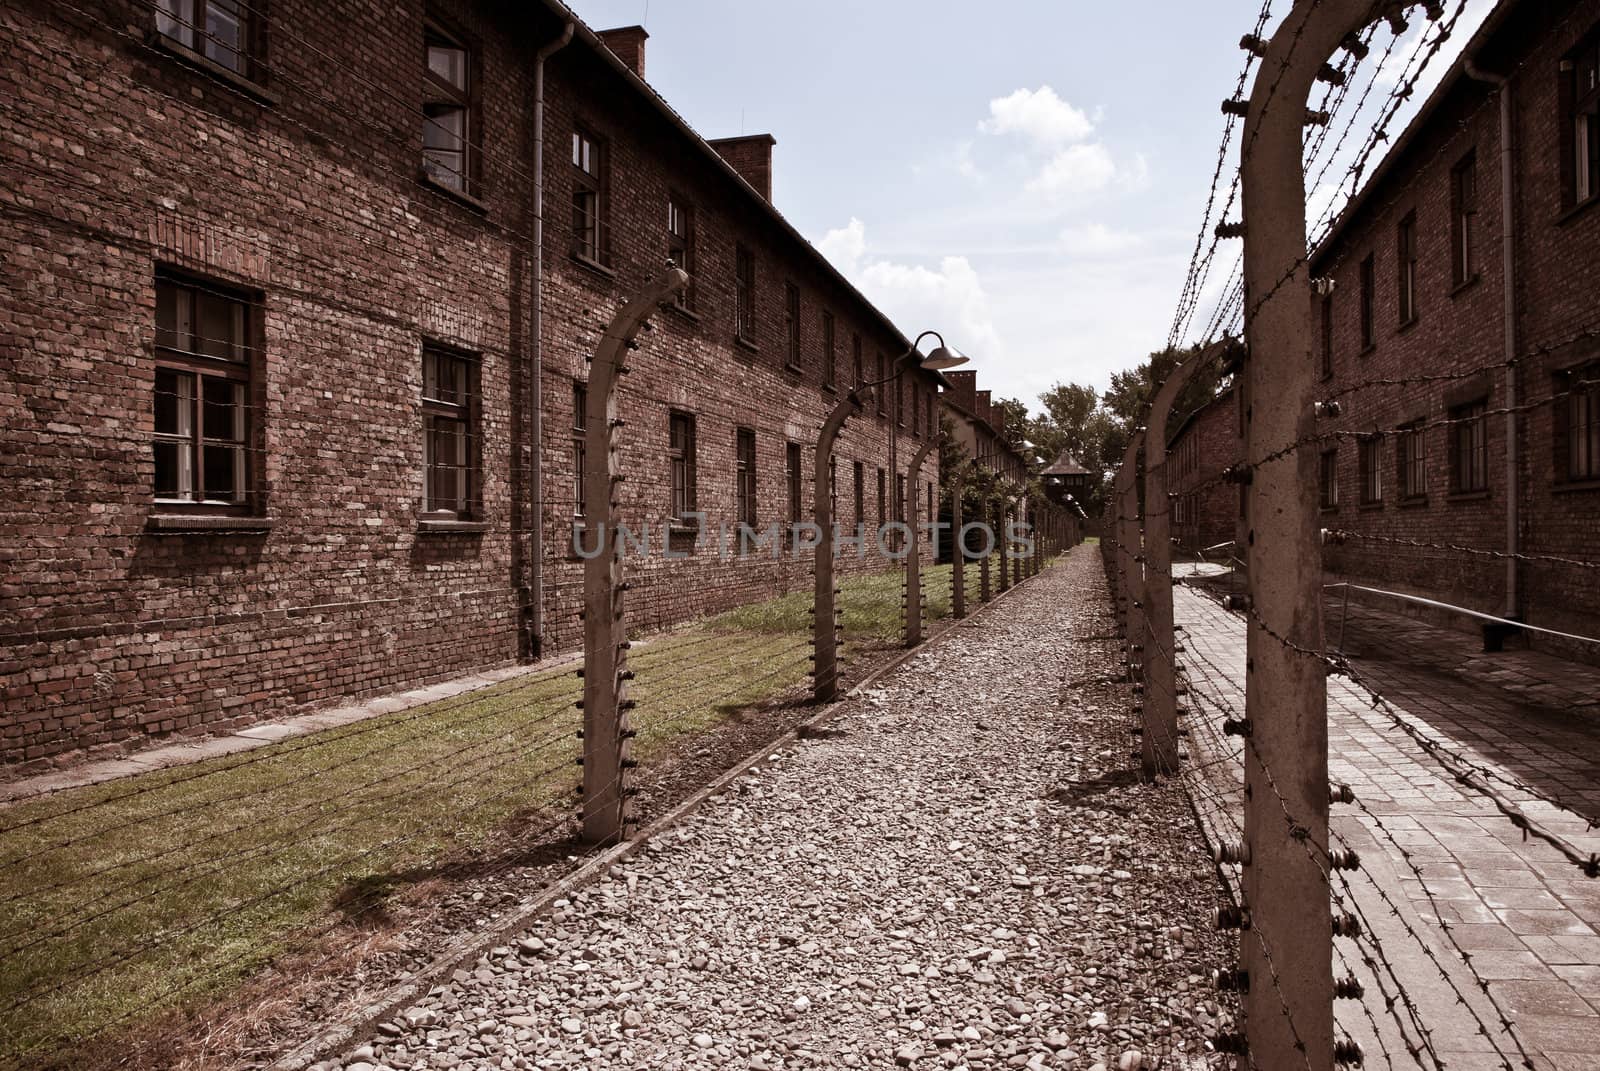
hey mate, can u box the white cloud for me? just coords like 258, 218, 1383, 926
978, 85, 1095, 147
1060, 222, 1142, 256
1026, 143, 1119, 198
818, 218, 1006, 364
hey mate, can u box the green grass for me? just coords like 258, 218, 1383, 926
0, 562, 962, 1066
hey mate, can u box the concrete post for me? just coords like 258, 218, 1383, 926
1114, 430, 1145, 685
951, 470, 967, 618
904, 438, 938, 646
1141, 341, 1229, 777
811, 389, 867, 702
1236, 3, 1416, 1065
580, 265, 688, 846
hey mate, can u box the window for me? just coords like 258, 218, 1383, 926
1450, 152, 1477, 287
422, 345, 479, 517
784, 282, 802, 371
897, 375, 907, 427
1320, 295, 1334, 380
735, 245, 755, 342
669, 411, 697, 523
1358, 436, 1383, 505
787, 442, 803, 524
668, 196, 694, 309
1563, 33, 1600, 208
1448, 400, 1488, 493
1398, 421, 1428, 500
572, 127, 607, 263
926, 390, 936, 436
1319, 449, 1339, 511
831, 457, 839, 519
156, 0, 256, 77
876, 353, 887, 415
1396, 211, 1417, 325
895, 475, 905, 523
572, 380, 587, 518
153, 275, 254, 509
852, 334, 864, 389
876, 467, 886, 528
1557, 362, 1600, 481
735, 428, 757, 531
822, 311, 837, 390
423, 22, 477, 195
1359, 254, 1375, 349
853, 460, 865, 532
912, 382, 922, 436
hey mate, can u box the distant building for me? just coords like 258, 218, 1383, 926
1166, 388, 1242, 560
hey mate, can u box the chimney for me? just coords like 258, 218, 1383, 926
976, 389, 993, 428
944, 370, 977, 413
596, 25, 648, 79
708, 134, 777, 201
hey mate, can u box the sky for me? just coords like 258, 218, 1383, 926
566, 0, 1496, 414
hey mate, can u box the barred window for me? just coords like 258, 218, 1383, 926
1448, 400, 1488, 493
735, 246, 755, 341
1358, 436, 1383, 505
853, 461, 865, 533
1398, 421, 1427, 499
668, 196, 694, 309
669, 411, 697, 522
572, 126, 608, 263
1558, 362, 1600, 481
1396, 211, 1418, 325
572, 380, 587, 518
1319, 449, 1339, 510
153, 274, 254, 509
735, 428, 757, 531
787, 441, 803, 525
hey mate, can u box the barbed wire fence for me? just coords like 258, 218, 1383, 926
1108, 0, 1600, 1067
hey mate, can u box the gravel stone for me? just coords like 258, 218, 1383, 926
326, 551, 1237, 1069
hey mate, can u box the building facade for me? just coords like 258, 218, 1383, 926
1166, 0, 1600, 653
0, 0, 945, 768
1166, 387, 1242, 559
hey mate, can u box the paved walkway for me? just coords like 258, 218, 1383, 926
303, 549, 1236, 1070
1177, 588, 1600, 1071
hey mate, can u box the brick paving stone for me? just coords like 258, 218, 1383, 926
1176, 586, 1600, 1068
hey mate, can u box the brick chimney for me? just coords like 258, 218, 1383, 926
596, 26, 648, 79
708, 134, 777, 201
944, 370, 978, 413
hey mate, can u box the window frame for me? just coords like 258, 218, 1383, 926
422, 18, 481, 199
1320, 294, 1334, 380
155, 0, 262, 82
786, 441, 804, 525
875, 353, 887, 416
1396, 210, 1418, 326
571, 123, 609, 265
784, 281, 802, 373
1561, 32, 1600, 211
822, 310, 837, 391
1555, 361, 1600, 483
1398, 420, 1428, 501
421, 342, 481, 520
1359, 253, 1376, 350
853, 460, 865, 533
572, 380, 587, 520
668, 410, 698, 525
1358, 435, 1383, 506
1447, 399, 1490, 494
1319, 448, 1340, 511
852, 334, 864, 390
152, 272, 260, 515
735, 427, 758, 533
667, 194, 695, 310
734, 245, 755, 344
1450, 151, 1478, 288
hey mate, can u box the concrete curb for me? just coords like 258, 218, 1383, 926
268, 557, 1064, 1069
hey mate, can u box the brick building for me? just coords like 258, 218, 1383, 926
1167, 387, 1242, 559
0, 0, 949, 768
1168, 0, 1600, 652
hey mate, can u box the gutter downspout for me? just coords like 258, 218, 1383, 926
528, 21, 574, 661
1464, 57, 1519, 621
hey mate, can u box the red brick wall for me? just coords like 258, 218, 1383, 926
1166, 388, 1241, 558
1311, 0, 1600, 654
0, 0, 940, 770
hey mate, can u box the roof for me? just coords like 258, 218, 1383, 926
1166, 384, 1235, 449
1042, 451, 1090, 477
534, 0, 940, 388
1310, 0, 1521, 268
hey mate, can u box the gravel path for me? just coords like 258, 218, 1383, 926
316, 548, 1237, 1071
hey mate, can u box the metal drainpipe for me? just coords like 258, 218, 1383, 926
1464, 57, 1518, 620
529, 21, 574, 660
